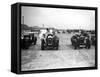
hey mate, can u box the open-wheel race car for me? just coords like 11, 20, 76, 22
71, 33, 91, 49
21, 33, 37, 49
41, 33, 59, 50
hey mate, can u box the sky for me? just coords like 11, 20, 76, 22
21, 6, 95, 30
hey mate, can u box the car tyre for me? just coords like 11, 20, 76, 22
41, 39, 45, 50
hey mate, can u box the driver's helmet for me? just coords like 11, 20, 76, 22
46, 28, 49, 32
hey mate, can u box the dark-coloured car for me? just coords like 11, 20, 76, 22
71, 33, 91, 49
41, 33, 59, 50
21, 33, 37, 49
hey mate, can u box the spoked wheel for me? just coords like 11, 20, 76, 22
74, 44, 78, 50
86, 44, 91, 49
74, 46, 77, 49
85, 40, 91, 49
41, 39, 45, 50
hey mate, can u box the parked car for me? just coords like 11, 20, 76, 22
41, 33, 59, 50
71, 33, 91, 49
21, 33, 37, 49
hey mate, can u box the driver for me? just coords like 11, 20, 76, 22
43, 28, 53, 38
40, 28, 52, 42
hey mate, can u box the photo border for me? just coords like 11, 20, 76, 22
16, 2, 98, 74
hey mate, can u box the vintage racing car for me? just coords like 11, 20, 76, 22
41, 33, 59, 50
21, 33, 37, 49
71, 33, 91, 49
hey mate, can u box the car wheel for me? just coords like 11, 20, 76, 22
34, 41, 36, 45
74, 45, 77, 49
41, 40, 45, 50
87, 44, 91, 49
41, 46, 44, 50
86, 40, 91, 49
